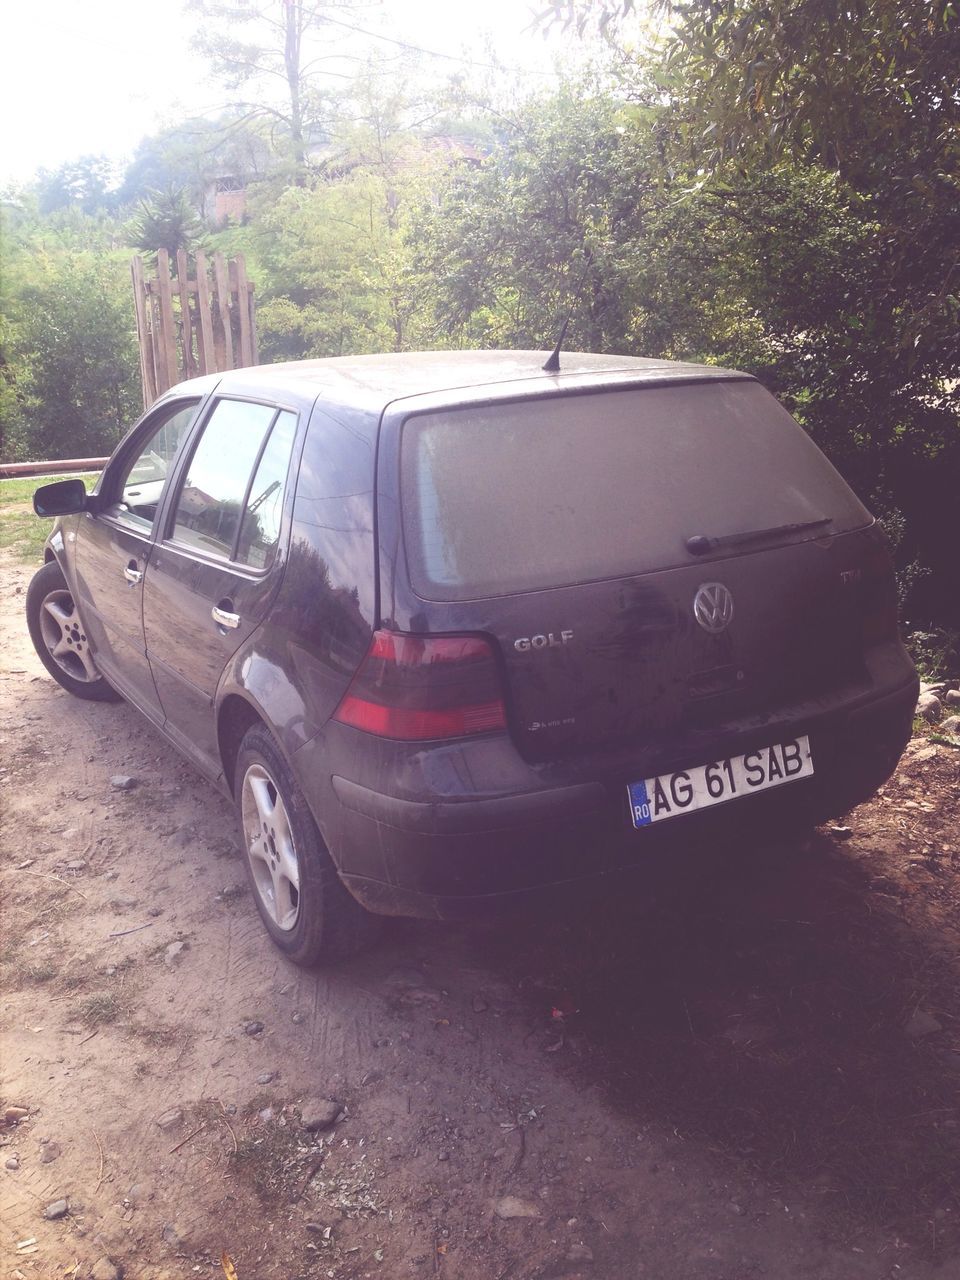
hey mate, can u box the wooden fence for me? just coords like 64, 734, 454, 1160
131, 249, 258, 409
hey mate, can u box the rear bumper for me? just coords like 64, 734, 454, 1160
296, 674, 918, 920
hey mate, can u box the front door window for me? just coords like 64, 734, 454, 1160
112, 401, 200, 531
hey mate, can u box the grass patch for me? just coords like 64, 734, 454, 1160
0, 473, 97, 507
0, 473, 93, 563
59, 970, 92, 992
127, 1022, 184, 1050
79, 990, 130, 1027
18, 960, 59, 985
913, 715, 934, 739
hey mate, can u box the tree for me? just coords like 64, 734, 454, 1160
35, 155, 117, 215
0, 210, 140, 461
535, 3, 960, 624
248, 76, 446, 359
116, 115, 275, 216
253, 159, 428, 358
128, 188, 206, 266
411, 84, 656, 351
188, 0, 364, 171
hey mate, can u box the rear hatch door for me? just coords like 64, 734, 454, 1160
398, 378, 878, 761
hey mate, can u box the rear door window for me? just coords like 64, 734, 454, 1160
400, 380, 871, 601
169, 399, 297, 567
236, 410, 298, 569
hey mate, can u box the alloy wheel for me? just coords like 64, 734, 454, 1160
38, 588, 101, 684
240, 763, 301, 931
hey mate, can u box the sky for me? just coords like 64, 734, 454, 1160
0, 0, 572, 185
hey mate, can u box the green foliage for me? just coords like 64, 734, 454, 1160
1, 206, 140, 461
253, 170, 418, 357
116, 115, 274, 215
188, 0, 355, 169
128, 187, 206, 265
903, 627, 960, 683
35, 155, 117, 215
250, 94, 444, 359
412, 83, 654, 350
412, 70, 958, 624
649, 0, 959, 179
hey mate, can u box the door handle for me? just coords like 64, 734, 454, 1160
123, 562, 143, 585
212, 605, 241, 630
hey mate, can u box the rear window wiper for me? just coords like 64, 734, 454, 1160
686, 517, 833, 556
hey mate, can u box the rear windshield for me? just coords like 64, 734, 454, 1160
400, 380, 871, 601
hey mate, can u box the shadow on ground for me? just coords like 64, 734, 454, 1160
415, 835, 960, 1256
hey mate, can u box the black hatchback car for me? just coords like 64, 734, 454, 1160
28, 351, 918, 963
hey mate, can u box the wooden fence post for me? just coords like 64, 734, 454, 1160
130, 256, 157, 410
131, 250, 258, 406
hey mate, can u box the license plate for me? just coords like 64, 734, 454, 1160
627, 735, 814, 828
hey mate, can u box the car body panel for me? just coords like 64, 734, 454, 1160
143, 545, 288, 771
73, 512, 165, 718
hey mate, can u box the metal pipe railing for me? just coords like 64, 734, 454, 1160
0, 458, 108, 480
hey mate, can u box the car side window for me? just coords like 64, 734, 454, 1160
235, 410, 298, 569
111, 401, 201, 531
169, 399, 297, 568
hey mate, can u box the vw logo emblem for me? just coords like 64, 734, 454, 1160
693, 582, 734, 633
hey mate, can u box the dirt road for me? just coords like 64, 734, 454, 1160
2, 549, 958, 1280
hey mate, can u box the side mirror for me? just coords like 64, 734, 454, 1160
33, 478, 89, 517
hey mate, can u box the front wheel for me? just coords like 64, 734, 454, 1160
25, 560, 122, 702
235, 724, 380, 965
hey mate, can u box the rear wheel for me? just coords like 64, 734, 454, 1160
25, 560, 122, 702
235, 723, 380, 965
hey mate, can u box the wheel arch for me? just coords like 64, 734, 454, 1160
217, 694, 268, 797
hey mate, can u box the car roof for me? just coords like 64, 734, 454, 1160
164, 351, 749, 416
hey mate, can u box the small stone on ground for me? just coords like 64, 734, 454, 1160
494, 1196, 541, 1219
904, 1010, 942, 1038
110, 775, 137, 790
43, 1198, 68, 1219
90, 1258, 123, 1280
567, 1242, 594, 1263
161, 1222, 188, 1249
916, 692, 942, 722
299, 1097, 342, 1132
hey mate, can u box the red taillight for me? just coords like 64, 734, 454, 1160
333, 630, 508, 740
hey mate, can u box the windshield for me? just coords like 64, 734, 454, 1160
400, 380, 871, 601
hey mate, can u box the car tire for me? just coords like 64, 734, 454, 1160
25, 560, 123, 703
234, 723, 380, 965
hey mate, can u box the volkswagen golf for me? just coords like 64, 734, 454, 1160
27, 351, 919, 964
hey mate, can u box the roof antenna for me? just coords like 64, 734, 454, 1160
542, 316, 571, 374
541, 259, 591, 374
